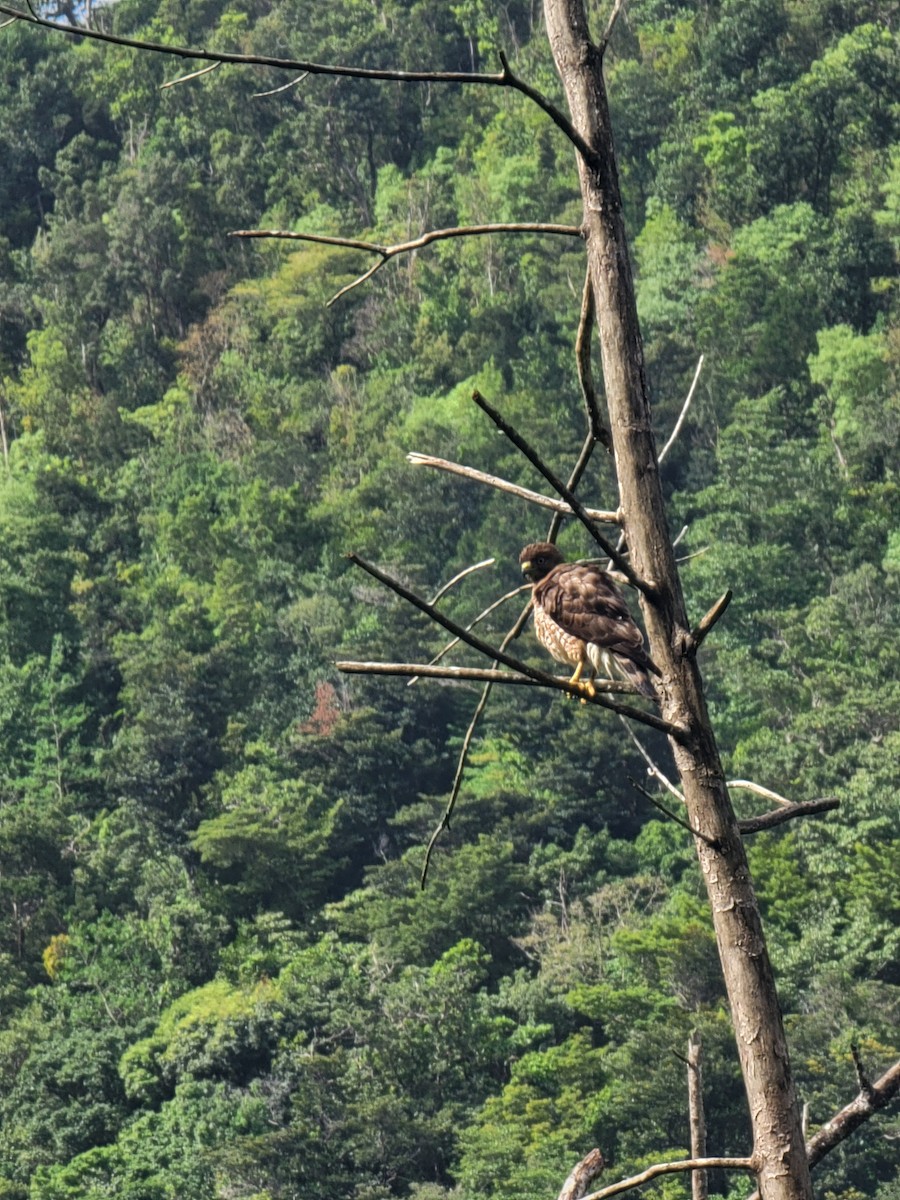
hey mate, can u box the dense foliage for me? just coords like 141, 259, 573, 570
0, 1, 897, 1198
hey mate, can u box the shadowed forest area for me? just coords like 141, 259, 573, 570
0, 0, 898, 1197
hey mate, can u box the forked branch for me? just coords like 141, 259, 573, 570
230, 222, 582, 306
580, 1157, 755, 1200
0, 4, 599, 164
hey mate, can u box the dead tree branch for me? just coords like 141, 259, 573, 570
737, 798, 839, 835
727, 780, 793, 807
685, 589, 732, 656
581, 1157, 755, 1200
418, 600, 533, 888
806, 1057, 900, 1168
659, 355, 704, 466
230, 222, 582, 306
471, 390, 649, 592
0, 5, 599, 164
408, 583, 530, 684
427, 558, 495, 606
629, 776, 720, 848
619, 716, 685, 804
598, 0, 626, 54
746, 1057, 900, 1200
160, 59, 220, 88
687, 1031, 709, 1200
558, 1150, 605, 1200
407, 453, 620, 523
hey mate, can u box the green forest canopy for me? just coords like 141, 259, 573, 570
0, 1, 897, 1198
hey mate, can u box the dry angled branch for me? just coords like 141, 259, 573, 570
686, 589, 732, 655
737, 798, 839, 835
418, 598, 534, 887
160, 59, 220, 88
344, 553, 687, 739
598, 0, 627, 53
629, 776, 719, 848
230, 222, 582, 306
658, 355, 704, 466
427, 557, 495, 606
727, 779, 792, 807
0, 4, 599, 164
581, 1157, 755, 1200
745, 1058, 900, 1200
471, 390, 649, 592
409, 583, 530, 683
619, 716, 685, 804
558, 1150, 605, 1200
407, 453, 620, 523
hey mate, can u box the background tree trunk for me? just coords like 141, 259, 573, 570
541, 4, 813, 1198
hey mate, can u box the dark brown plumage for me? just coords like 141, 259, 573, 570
519, 542, 658, 700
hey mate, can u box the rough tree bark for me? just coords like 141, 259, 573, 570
687, 1031, 708, 1200
542, 3, 813, 1199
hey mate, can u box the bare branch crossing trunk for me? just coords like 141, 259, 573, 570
541, 3, 813, 1198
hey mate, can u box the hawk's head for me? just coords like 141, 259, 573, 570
519, 541, 565, 583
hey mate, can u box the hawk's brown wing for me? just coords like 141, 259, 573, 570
535, 562, 658, 674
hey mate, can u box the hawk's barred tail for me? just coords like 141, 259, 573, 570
620, 657, 658, 701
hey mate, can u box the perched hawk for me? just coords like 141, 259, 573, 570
519, 542, 659, 700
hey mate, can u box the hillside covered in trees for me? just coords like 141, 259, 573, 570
0, 0, 898, 1197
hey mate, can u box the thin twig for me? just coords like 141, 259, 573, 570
659, 355, 704, 465
737, 798, 839, 835
629, 777, 720, 848
727, 780, 793, 807
619, 716, 685, 803
251, 70, 308, 97
427, 558, 495, 605
345, 555, 686, 739
160, 59, 221, 87
598, 0, 626, 54
407, 452, 620, 522
580, 1157, 755, 1200
575, 270, 610, 448
546, 430, 599, 543
231, 222, 582, 305
471, 390, 649, 592
419, 598, 533, 887
409, 583, 530, 684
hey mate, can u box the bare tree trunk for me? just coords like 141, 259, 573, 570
687, 1031, 708, 1200
541, 4, 812, 1199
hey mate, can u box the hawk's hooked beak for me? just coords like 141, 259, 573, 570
520, 559, 535, 581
